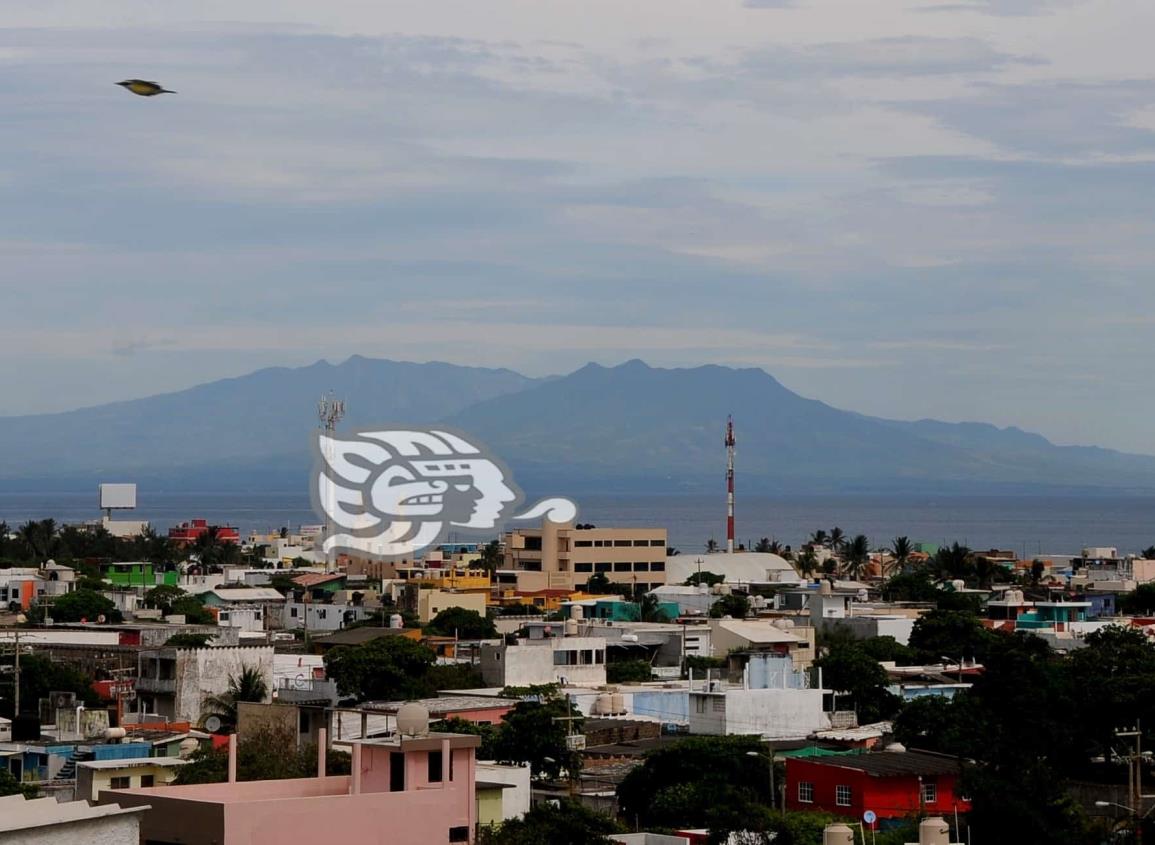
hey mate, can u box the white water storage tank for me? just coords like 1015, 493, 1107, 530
389, 614, 403, 629
823, 824, 854, 845
919, 817, 950, 845
571, 605, 584, 621
565, 619, 579, 637
610, 693, 625, 715
396, 702, 430, 737
595, 694, 612, 715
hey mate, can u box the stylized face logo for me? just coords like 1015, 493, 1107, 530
312, 428, 574, 558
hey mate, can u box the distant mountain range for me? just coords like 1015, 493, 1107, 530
2, 356, 1155, 494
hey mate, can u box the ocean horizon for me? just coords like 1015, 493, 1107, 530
1, 490, 1152, 559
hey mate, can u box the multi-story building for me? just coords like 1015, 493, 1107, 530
479, 621, 607, 688
135, 645, 274, 724
503, 522, 668, 593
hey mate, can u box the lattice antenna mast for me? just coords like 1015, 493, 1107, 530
318, 393, 345, 572
726, 416, 735, 554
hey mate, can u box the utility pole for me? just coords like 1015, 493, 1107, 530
318, 392, 346, 574
12, 629, 20, 716
725, 416, 736, 555
1117, 723, 1145, 844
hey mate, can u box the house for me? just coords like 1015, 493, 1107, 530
413, 588, 488, 624
76, 756, 187, 801
687, 653, 831, 740
135, 645, 274, 723
0, 568, 43, 611
479, 622, 606, 687
98, 562, 178, 589
710, 619, 815, 669
167, 518, 240, 546
476, 761, 531, 828
785, 749, 971, 821
101, 728, 482, 844
200, 587, 286, 631
0, 794, 147, 845
282, 600, 372, 631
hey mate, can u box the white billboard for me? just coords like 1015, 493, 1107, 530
99, 483, 137, 510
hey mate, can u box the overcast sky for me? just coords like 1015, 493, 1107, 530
3, 0, 1155, 453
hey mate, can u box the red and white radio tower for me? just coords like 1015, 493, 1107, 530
725, 416, 735, 554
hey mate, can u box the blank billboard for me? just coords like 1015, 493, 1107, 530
99, 483, 137, 510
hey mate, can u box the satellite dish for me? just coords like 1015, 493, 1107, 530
97, 614, 106, 624
204, 715, 223, 733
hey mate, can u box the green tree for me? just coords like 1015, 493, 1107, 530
0, 653, 100, 718
492, 697, 583, 780
585, 573, 612, 593
809, 529, 828, 548
617, 736, 773, 841
930, 542, 973, 583
324, 636, 437, 701
170, 596, 216, 625
685, 571, 724, 587
1142, 545, 1155, 560
880, 570, 939, 603
165, 633, 213, 648
814, 641, 900, 724
44, 589, 122, 623
841, 534, 871, 580
432, 717, 499, 759
476, 540, 503, 574
606, 659, 653, 684
202, 666, 269, 730
174, 723, 350, 784
908, 609, 995, 663
709, 593, 749, 619
477, 799, 621, 845
828, 526, 845, 553
425, 607, 497, 639
639, 593, 671, 623
1119, 583, 1155, 615
795, 546, 819, 578
889, 535, 914, 573
143, 584, 189, 615
0, 768, 36, 798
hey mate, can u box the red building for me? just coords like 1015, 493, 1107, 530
168, 518, 240, 546
785, 750, 970, 821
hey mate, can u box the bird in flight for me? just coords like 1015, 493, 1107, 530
116, 79, 176, 96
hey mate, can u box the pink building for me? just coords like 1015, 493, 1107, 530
99, 732, 480, 845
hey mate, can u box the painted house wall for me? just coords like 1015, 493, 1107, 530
785, 758, 970, 820
689, 689, 829, 739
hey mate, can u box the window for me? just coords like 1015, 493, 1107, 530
140, 775, 155, 788
613, 540, 631, 547
449, 826, 470, 842
110, 776, 131, 789
921, 781, 937, 804
595, 562, 612, 573
614, 562, 631, 572
798, 782, 814, 803
428, 750, 443, 783
632, 539, 649, 547
835, 785, 852, 807
633, 562, 649, 572
712, 698, 726, 712
524, 537, 543, 551
390, 752, 406, 792
695, 697, 707, 713
650, 539, 666, 547
574, 540, 593, 548
290, 607, 298, 617
651, 561, 665, 572
575, 563, 593, 573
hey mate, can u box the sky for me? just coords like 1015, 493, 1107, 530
3, 0, 1155, 453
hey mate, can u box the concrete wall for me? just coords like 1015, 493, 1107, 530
77, 761, 183, 802
0, 813, 142, 845
418, 590, 488, 624
174, 646, 274, 723
689, 688, 829, 739
475, 761, 531, 823
479, 638, 606, 687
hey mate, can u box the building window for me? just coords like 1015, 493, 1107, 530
650, 539, 665, 547
575, 563, 593, 573
428, 750, 443, 783
651, 561, 665, 572
575, 540, 593, 548
595, 562, 612, 573
835, 785, 852, 806
524, 537, 543, 551
922, 781, 937, 804
614, 562, 631, 572
632, 539, 649, 547
695, 697, 706, 713
633, 562, 649, 572
290, 607, 298, 617
449, 826, 470, 842
613, 540, 631, 547
110, 776, 131, 789
712, 698, 725, 712
390, 752, 406, 792
798, 782, 814, 803
140, 775, 155, 788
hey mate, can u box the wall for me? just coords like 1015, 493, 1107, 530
418, 590, 488, 624
480, 638, 606, 687
785, 759, 968, 820
689, 689, 828, 739
173, 646, 274, 724
475, 761, 531, 823
77, 762, 182, 802
0, 813, 142, 845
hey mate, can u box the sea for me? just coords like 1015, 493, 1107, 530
1, 491, 1153, 558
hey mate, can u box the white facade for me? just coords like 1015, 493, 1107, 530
475, 761, 532, 823
688, 687, 830, 739
0, 795, 144, 845
136, 646, 274, 723
479, 636, 607, 688
281, 601, 372, 631
216, 606, 267, 633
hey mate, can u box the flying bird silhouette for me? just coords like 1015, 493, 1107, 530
116, 79, 176, 97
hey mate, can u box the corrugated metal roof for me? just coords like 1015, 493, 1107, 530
798, 750, 962, 778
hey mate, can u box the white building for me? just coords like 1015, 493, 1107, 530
479, 623, 606, 688
281, 601, 373, 632
135, 645, 274, 724
666, 552, 799, 586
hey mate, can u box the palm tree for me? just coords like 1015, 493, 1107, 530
17, 519, 56, 562
889, 536, 913, 575
809, 529, 828, 548
640, 593, 670, 623
202, 666, 269, 731
842, 534, 871, 580
829, 527, 845, 553
931, 542, 972, 582
796, 546, 819, 578
705, 538, 719, 553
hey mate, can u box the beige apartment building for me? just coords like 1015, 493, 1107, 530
502, 521, 668, 593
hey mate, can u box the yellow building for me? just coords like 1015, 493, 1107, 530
77, 757, 187, 802
503, 521, 668, 593
417, 589, 488, 624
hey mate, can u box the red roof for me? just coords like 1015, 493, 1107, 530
291, 573, 346, 588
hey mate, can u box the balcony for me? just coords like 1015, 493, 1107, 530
135, 677, 176, 694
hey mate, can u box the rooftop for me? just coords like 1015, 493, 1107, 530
360, 696, 519, 714
712, 620, 801, 644
0, 794, 147, 834
797, 750, 962, 778
78, 756, 189, 770
207, 587, 285, 602
292, 573, 346, 588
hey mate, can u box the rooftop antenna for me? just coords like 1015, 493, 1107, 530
318, 392, 346, 572
725, 415, 735, 555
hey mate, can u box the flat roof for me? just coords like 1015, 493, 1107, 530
795, 750, 961, 778
361, 696, 519, 714
0, 795, 148, 834
78, 757, 189, 770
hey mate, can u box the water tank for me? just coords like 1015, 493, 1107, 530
610, 693, 626, 715
388, 614, 403, 629
951, 579, 965, 592
884, 741, 906, 753
571, 605, 584, 621
565, 619, 579, 637
819, 580, 833, 595
823, 824, 854, 845
919, 817, 950, 845
772, 619, 794, 630
178, 738, 199, 759
104, 727, 127, 741
395, 702, 430, 737
595, 694, 612, 715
